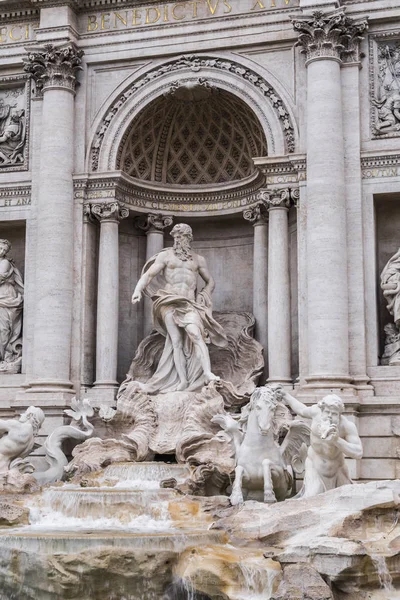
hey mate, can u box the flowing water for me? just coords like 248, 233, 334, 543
0, 462, 278, 600
370, 553, 395, 592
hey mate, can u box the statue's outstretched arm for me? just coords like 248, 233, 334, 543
277, 387, 315, 419
132, 254, 166, 304
335, 420, 363, 460
198, 256, 215, 296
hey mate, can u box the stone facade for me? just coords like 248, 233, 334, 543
0, 0, 397, 482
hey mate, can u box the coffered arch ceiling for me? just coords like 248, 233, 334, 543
116, 86, 268, 187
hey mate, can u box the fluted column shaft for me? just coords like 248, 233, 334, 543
137, 214, 173, 338
24, 44, 83, 393
92, 202, 129, 395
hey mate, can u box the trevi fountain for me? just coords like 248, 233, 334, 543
0, 0, 398, 598
0, 222, 396, 599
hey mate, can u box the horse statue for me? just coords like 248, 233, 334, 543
211, 385, 310, 505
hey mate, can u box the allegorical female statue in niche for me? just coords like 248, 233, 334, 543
0, 239, 24, 373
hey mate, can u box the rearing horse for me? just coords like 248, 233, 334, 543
212, 386, 310, 505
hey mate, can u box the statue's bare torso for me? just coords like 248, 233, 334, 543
161, 249, 201, 301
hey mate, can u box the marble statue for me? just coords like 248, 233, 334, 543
381, 247, 400, 327
34, 398, 94, 485
131, 223, 228, 393
381, 323, 400, 365
0, 406, 44, 473
0, 238, 24, 373
277, 388, 363, 498
212, 386, 310, 505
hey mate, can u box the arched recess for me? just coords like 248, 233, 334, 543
87, 53, 299, 174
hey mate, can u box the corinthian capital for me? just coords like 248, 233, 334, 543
23, 43, 84, 94
91, 202, 129, 223
135, 213, 173, 233
292, 10, 367, 64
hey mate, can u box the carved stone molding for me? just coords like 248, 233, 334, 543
90, 201, 129, 223
23, 44, 84, 94
292, 10, 367, 64
0, 184, 31, 209
90, 54, 296, 171
84, 171, 264, 215
136, 213, 173, 234
243, 202, 268, 225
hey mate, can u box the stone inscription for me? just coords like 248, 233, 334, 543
0, 197, 30, 207
85, 0, 298, 32
0, 23, 38, 44
362, 167, 400, 179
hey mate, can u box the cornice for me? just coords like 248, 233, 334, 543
361, 151, 400, 179
361, 151, 400, 169
73, 170, 267, 216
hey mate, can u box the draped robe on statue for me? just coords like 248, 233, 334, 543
381, 249, 400, 326
135, 249, 228, 394
0, 261, 24, 364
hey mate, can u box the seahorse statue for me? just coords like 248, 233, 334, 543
33, 398, 94, 485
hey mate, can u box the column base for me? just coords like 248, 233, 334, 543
14, 389, 75, 408
87, 384, 118, 408
267, 377, 294, 388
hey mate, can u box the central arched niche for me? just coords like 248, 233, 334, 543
116, 83, 268, 187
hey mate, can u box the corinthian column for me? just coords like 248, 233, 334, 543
243, 202, 268, 377
264, 189, 292, 385
292, 11, 366, 392
136, 213, 173, 337
23, 44, 83, 399
91, 201, 129, 403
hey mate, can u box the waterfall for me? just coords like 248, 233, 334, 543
370, 553, 394, 592
0, 461, 278, 599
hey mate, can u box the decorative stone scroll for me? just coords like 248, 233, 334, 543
90, 201, 129, 223
90, 54, 296, 171
23, 43, 84, 94
243, 202, 268, 225
292, 10, 367, 63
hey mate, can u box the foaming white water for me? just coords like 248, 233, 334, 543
0, 530, 226, 554
235, 562, 277, 600
103, 462, 189, 483
112, 479, 162, 490
28, 505, 173, 532
37, 487, 176, 520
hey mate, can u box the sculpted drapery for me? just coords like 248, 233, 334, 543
0, 239, 24, 371
381, 248, 400, 326
130, 223, 228, 394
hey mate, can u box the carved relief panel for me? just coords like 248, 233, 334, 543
0, 76, 30, 172
370, 34, 400, 138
